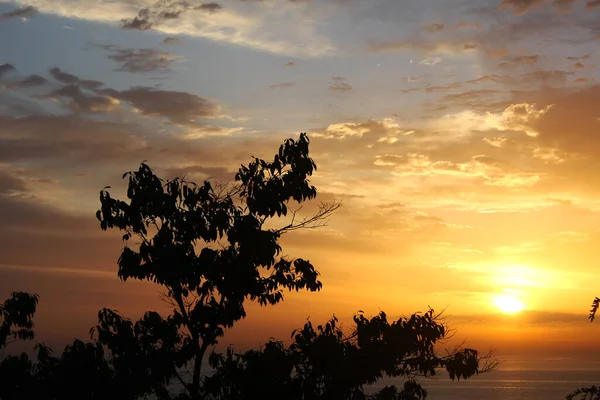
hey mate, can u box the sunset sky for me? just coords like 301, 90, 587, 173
2, 0, 600, 357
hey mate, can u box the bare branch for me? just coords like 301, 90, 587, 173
476, 348, 501, 374
276, 200, 342, 234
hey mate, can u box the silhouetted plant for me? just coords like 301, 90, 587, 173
589, 297, 599, 322
93, 132, 340, 399
205, 310, 497, 400
0, 133, 498, 400
0, 292, 39, 350
567, 386, 600, 400
567, 298, 600, 399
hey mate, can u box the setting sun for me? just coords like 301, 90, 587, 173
494, 294, 525, 314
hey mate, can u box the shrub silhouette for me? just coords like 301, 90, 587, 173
0, 133, 496, 399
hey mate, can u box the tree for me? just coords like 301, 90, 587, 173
205, 310, 498, 400
0, 133, 496, 399
0, 292, 39, 351
94, 132, 340, 399
0, 292, 39, 400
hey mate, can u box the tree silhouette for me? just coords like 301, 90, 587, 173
205, 310, 497, 400
0, 292, 39, 351
0, 292, 39, 400
94, 132, 340, 399
0, 133, 497, 399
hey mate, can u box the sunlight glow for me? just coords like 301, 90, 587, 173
494, 294, 524, 314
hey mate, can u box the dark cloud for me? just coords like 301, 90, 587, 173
3, 74, 48, 90
121, 0, 222, 31
106, 46, 184, 73
269, 82, 296, 89
329, 76, 352, 92
161, 37, 182, 45
90, 44, 184, 73
0, 5, 38, 21
98, 86, 220, 125
39, 85, 118, 113
0, 63, 16, 77
49, 67, 103, 90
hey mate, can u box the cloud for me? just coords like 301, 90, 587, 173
519, 70, 573, 87
466, 74, 514, 84
0, 193, 122, 271
0, 171, 28, 194
316, 118, 409, 140
566, 54, 590, 61
485, 103, 553, 137
402, 82, 461, 94
425, 23, 445, 33
0, 5, 38, 21
39, 85, 120, 113
514, 55, 540, 64
161, 36, 182, 45
0, 115, 150, 164
553, 0, 581, 12
6, 0, 334, 57
373, 153, 540, 187
573, 77, 595, 83
452, 310, 588, 326
98, 86, 221, 125
588, 0, 600, 8
48, 67, 103, 90
269, 82, 296, 89
498, 0, 548, 15
487, 48, 509, 58
3, 74, 48, 90
0, 63, 16, 78
455, 22, 482, 29
121, 0, 222, 31
99, 45, 186, 73
164, 165, 234, 181
328, 76, 352, 92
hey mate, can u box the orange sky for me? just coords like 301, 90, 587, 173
2, 0, 600, 357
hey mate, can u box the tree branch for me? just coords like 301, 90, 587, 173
276, 201, 342, 234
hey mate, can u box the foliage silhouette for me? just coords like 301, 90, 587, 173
0, 292, 38, 350
0, 133, 497, 399
205, 310, 497, 400
567, 297, 600, 399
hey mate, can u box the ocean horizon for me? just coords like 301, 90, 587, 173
368, 357, 600, 399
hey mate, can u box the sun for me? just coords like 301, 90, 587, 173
494, 294, 524, 313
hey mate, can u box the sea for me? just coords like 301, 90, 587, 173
368, 357, 600, 400
153, 355, 600, 399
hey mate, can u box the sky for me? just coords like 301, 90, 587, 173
1, 0, 600, 358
